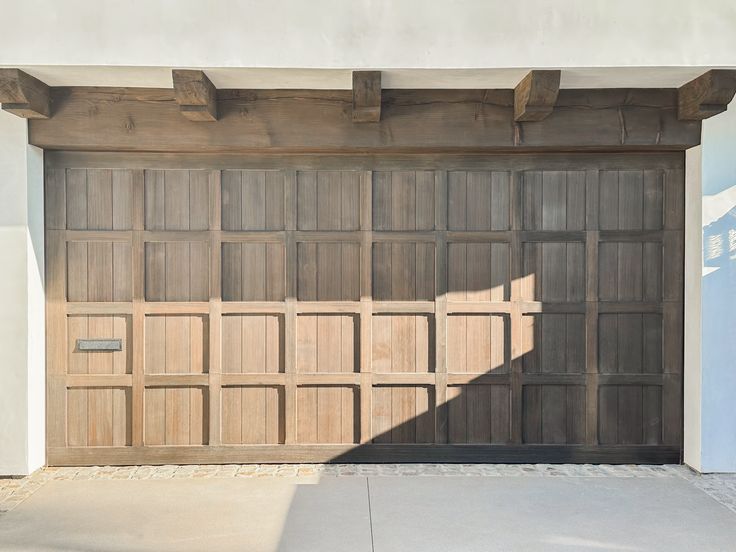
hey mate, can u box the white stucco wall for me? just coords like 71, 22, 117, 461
1, 0, 735, 69
0, 112, 44, 475
685, 106, 736, 473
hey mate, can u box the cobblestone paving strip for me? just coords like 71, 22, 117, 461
2, 464, 735, 515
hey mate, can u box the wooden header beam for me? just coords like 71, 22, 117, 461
678, 70, 736, 120
29, 87, 701, 152
514, 70, 561, 122
0, 69, 50, 119
352, 71, 381, 123
172, 70, 218, 121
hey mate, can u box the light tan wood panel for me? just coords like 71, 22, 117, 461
297, 170, 360, 230
447, 314, 508, 373
372, 315, 432, 373
372, 242, 435, 301
221, 386, 284, 444
521, 314, 585, 374
67, 241, 132, 302
67, 315, 131, 374
297, 243, 360, 300
296, 386, 358, 444
222, 242, 285, 301
448, 170, 510, 231
67, 387, 131, 446
144, 387, 208, 445
144, 170, 210, 231
447, 384, 510, 443
372, 170, 435, 230
222, 315, 283, 373
447, 242, 510, 301
222, 170, 284, 231
372, 386, 434, 443
144, 315, 208, 373
144, 242, 209, 301
297, 315, 358, 373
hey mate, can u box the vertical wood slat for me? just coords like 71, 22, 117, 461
509, 171, 523, 443
434, 170, 448, 443
284, 170, 298, 444
359, 170, 373, 443
585, 170, 600, 445
131, 170, 145, 446
208, 171, 222, 445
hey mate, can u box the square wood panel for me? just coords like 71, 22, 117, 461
222, 242, 285, 301
373, 170, 435, 231
297, 243, 360, 301
67, 315, 131, 374
222, 170, 284, 231
372, 242, 435, 301
144, 315, 209, 374
447, 314, 508, 374
598, 385, 662, 445
145, 169, 211, 231
67, 387, 132, 447
522, 242, 585, 302
221, 386, 284, 444
297, 170, 360, 231
144, 387, 209, 445
296, 386, 358, 444
67, 241, 132, 302
447, 384, 510, 444
599, 314, 663, 374
372, 386, 435, 444
521, 314, 585, 374
522, 385, 585, 444
372, 315, 433, 373
63, 168, 134, 231
599, 242, 662, 301
297, 315, 358, 373
447, 242, 510, 302
222, 315, 284, 373
144, 242, 209, 301
447, 170, 510, 230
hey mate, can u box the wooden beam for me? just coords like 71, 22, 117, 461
29, 87, 701, 152
352, 71, 381, 122
172, 69, 218, 121
0, 69, 50, 119
514, 70, 561, 122
678, 69, 736, 120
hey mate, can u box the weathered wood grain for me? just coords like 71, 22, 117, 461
0, 68, 50, 118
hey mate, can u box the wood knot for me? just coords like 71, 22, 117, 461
124, 117, 135, 133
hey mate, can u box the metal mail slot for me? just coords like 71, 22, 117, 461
76, 339, 122, 352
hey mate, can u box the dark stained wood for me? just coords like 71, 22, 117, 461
30, 87, 701, 152
172, 70, 217, 122
514, 70, 561, 122
48, 444, 681, 465
0, 68, 50, 119
678, 69, 736, 120
352, 71, 381, 123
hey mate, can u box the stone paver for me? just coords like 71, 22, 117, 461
2, 463, 736, 516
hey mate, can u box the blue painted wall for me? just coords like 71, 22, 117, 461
700, 106, 736, 472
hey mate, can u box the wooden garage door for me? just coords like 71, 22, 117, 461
45, 153, 683, 465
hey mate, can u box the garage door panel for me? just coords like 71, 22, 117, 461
221, 386, 284, 445
67, 387, 132, 447
448, 170, 510, 231
522, 242, 585, 302
372, 170, 435, 231
522, 385, 585, 444
46, 155, 683, 465
297, 386, 358, 444
372, 314, 433, 373
221, 170, 284, 231
68, 315, 131, 374
448, 384, 510, 444
297, 314, 358, 373
372, 386, 434, 444
296, 170, 360, 231
372, 242, 435, 301
222, 314, 284, 374
521, 314, 585, 374
144, 241, 209, 301
144, 387, 208, 446
447, 242, 510, 302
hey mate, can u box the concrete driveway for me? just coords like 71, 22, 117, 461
0, 464, 735, 551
